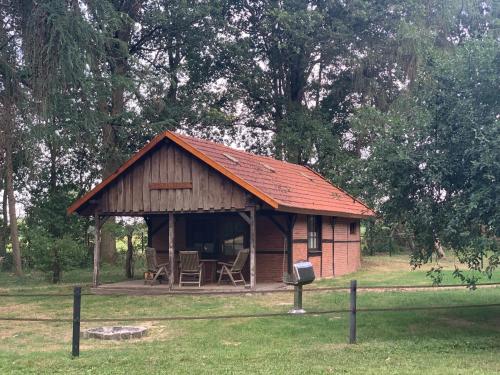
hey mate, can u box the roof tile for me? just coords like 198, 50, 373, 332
175, 133, 375, 217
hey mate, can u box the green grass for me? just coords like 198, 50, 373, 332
314, 254, 500, 288
0, 255, 499, 374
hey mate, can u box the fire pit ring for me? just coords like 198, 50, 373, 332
82, 326, 148, 340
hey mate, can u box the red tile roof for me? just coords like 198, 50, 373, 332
68, 131, 375, 218
175, 133, 374, 218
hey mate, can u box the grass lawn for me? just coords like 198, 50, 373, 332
314, 253, 500, 288
1, 254, 499, 374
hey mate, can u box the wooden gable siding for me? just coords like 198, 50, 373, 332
98, 140, 248, 214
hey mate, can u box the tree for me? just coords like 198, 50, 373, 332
348, 35, 499, 283
0, 1, 29, 276
219, 0, 429, 158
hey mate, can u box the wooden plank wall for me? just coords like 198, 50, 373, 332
98, 140, 248, 214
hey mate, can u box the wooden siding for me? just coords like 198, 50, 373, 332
98, 140, 248, 214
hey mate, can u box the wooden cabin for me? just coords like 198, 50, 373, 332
68, 131, 375, 288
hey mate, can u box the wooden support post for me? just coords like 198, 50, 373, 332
349, 279, 357, 344
92, 214, 101, 288
145, 216, 152, 248
72, 286, 81, 357
287, 214, 296, 277
168, 213, 175, 289
249, 206, 256, 289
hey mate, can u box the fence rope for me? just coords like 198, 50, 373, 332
1, 303, 499, 323
1, 281, 499, 297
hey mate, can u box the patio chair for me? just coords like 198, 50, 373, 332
179, 251, 203, 287
217, 249, 249, 287
145, 247, 169, 285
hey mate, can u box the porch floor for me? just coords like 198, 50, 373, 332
91, 280, 292, 295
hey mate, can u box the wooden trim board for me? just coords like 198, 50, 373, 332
149, 182, 193, 190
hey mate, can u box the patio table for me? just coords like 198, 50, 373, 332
200, 259, 218, 283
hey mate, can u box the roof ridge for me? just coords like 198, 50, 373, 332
175, 132, 308, 169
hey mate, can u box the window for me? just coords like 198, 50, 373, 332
186, 214, 248, 257
187, 217, 216, 255
350, 222, 357, 235
307, 215, 321, 254
222, 220, 247, 256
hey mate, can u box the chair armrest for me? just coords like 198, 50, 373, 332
217, 262, 233, 267
157, 263, 169, 267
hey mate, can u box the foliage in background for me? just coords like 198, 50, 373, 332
351, 36, 499, 283
0, 0, 497, 284
22, 187, 91, 282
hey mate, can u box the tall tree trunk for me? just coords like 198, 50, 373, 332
125, 229, 134, 279
0, 171, 8, 258
5, 134, 22, 276
100, 1, 140, 264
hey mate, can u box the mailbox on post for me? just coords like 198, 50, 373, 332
285, 261, 315, 314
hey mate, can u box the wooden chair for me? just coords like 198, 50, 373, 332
145, 247, 169, 285
179, 251, 202, 287
217, 249, 249, 287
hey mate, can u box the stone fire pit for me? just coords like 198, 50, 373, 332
82, 326, 148, 340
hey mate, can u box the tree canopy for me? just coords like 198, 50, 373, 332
0, 0, 497, 283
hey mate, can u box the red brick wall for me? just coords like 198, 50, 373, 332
256, 253, 285, 282
292, 215, 322, 277
321, 216, 334, 277
256, 215, 287, 282
333, 218, 361, 276
292, 215, 308, 263
256, 215, 285, 250
291, 215, 361, 279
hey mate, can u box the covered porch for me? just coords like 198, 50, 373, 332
92, 208, 295, 290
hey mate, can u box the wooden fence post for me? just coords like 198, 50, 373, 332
349, 280, 357, 344
72, 286, 81, 357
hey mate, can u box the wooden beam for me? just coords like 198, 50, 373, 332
249, 206, 256, 289
266, 215, 288, 238
286, 214, 296, 276
99, 215, 110, 229
238, 211, 251, 225
92, 214, 101, 288
168, 213, 175, 289
149, 182, 193, 190
150, 216, 169, 237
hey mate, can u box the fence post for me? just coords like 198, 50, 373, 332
289, 285, 305, 314
349, 280, 357, 344
72, 286, 81, 357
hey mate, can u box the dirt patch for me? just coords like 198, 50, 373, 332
0, 302, 41, 314
438, 317, 475, 328
359, 255, 466, 274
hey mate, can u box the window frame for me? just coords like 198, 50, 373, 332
186, 216, 217, 255
221, 219, 248, 256
307, 215, 322, 255
186, 214, 249, 258
350, 221, 357, 236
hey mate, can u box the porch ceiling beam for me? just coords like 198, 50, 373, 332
150, 217, 169, 237
238, 211, 251, 225
266, 215, 288, 238
287, 214, 297, 232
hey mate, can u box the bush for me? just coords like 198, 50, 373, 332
22, 226, 90, 283
363, 220, 407, 256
